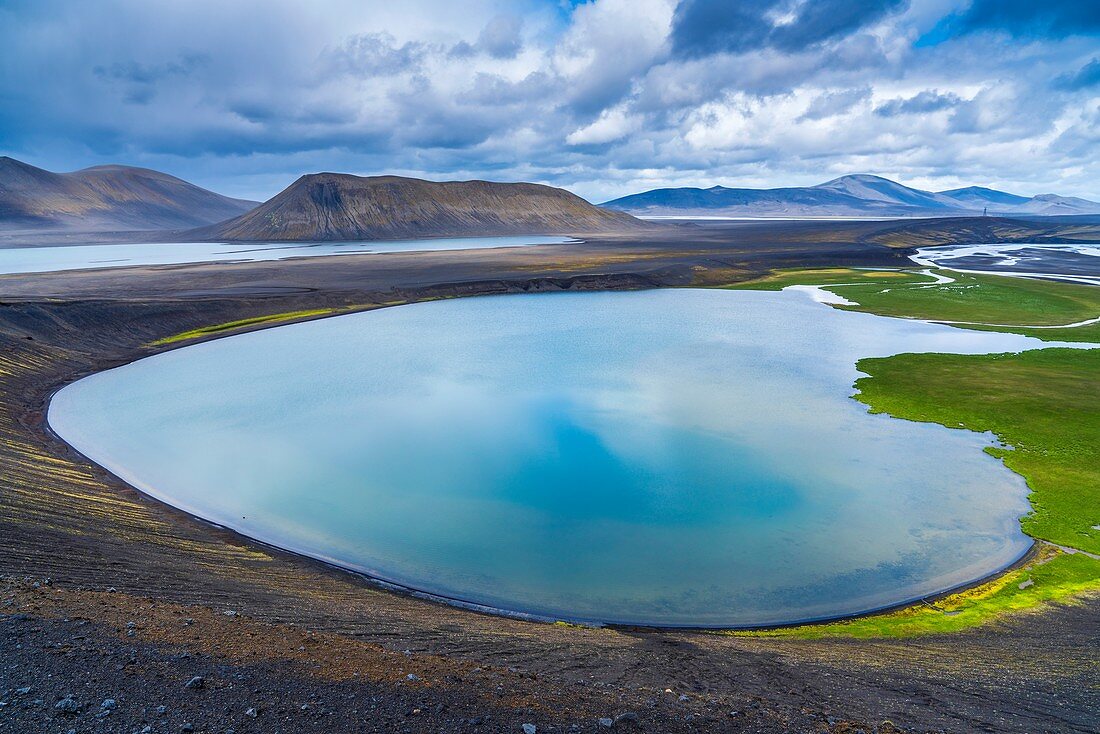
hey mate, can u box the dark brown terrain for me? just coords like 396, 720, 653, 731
189, 173, 650, 241
0, 157, 257, 233
1, 222, 1098, 734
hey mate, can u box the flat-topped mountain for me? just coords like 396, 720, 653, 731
0, 157, 258, 232
603, 174, 1100, 218
192, 173, 648, 241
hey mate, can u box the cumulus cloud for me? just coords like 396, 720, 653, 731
874, 90, 961, 117
566, 106, 642, 146
326, 32, 431, 76
476, 15, 525, 59
800, 87, 872, 120
0, 0, 1097, 202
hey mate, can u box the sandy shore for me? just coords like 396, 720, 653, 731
1, 231, 1097, 733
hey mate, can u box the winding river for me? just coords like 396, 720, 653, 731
912, 242, 1100, 286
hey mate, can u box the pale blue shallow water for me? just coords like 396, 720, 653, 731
49, 289, 1060, 626
0, 236, 573, 275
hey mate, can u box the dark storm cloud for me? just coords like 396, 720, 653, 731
670, 0, 908, 58
93, 53, 209, 104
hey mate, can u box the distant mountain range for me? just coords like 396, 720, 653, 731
191, 172, 646, 241
0, 157, 258, 232
601, 174, 1100, 219
6, 156, 1095, 243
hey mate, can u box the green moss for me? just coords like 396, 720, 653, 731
723, 267, 934, 291
734, 550, 1100, 639
150, 308, 338, 346
721, 268, 1100, 636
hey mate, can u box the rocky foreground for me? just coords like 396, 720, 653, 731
1, 230, 1097, 734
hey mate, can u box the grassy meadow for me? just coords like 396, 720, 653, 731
724, 266, 1100, 637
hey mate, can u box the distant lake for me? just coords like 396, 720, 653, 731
913, 242, 1100, 285
49, 289, 1058, 627
0, 236, 574, 276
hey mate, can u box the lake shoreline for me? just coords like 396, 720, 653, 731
2, 234, 1097, 733
42, 290, 1044, 632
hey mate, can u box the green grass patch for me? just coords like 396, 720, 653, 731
729, 267, 1100, 342
834, 273, 1100, 331
151, 308, 338, 346
723, 267, 1100, 635
854, 349, 1100, 555
723, 267, 934, 291
734, 549, 1100, 639
727, 348, 1100, 639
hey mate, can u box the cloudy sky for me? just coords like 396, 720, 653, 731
1, 0, 1097, 202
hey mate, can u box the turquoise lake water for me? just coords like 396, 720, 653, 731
49, 289, 1057, 626
0, 236, 572, 275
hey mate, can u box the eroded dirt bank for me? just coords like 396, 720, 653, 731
1, 237, 1097, 733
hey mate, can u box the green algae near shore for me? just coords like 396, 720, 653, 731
152, 308, 340, 345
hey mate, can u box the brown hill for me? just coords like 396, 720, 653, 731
192, 173, 649, 241
0, 157, 258, 232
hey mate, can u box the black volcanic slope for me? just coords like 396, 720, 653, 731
0, 156, 258, 231
193, 173, 649, 241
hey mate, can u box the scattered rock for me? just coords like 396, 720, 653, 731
157, 705, 168, 715
54, 696, 80, 714
678, 694, 690, 702
406, 673, 420, 682
14, 686, 31, 695
598, 717, 614, 728
181, 724, 194, 732
184, 676, 205, 690
522, 724, 537, 734
1019, 579, 1035, 590
613, 712, 639, 727
100, 698, 117, 710
245, 706, 258, 718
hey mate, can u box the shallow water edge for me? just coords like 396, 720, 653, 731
45, 288, 1063, 628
